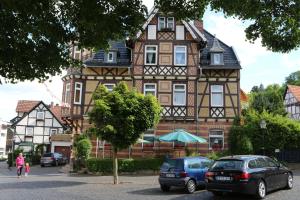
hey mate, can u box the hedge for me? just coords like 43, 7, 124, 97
86, 158, 164, 173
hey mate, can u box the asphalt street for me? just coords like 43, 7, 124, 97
0, 161, 299, 200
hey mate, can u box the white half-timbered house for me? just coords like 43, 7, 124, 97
284, 85, 300, 121
11, 100, 66, 152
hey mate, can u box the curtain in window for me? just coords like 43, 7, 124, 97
174, 91, 185, 105
147, 52, 155, 64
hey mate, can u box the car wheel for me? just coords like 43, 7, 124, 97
160, 185, 170, 192
286, 173, 293, 189
212, 191, 223, 196
40, 164, 44, 167
185, 179, 196, 194
256, 180, 266, 199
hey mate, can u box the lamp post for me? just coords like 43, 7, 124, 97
260, 120, 267, 155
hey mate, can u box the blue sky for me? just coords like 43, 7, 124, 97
0, 0, 299, 121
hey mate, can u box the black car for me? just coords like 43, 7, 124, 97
205, 155, 293, 199
40, 152, 68, 167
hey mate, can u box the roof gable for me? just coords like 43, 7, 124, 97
16, 100, 40, 113
287, 85, 300, 102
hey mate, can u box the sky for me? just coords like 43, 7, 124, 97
0, 0, 299, 121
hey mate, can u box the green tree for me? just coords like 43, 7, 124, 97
75, 139, 92, 160
1, 1, 299, 83
285, 70, 300, 86
249, 84, 286, 115
88, 82, 161, 184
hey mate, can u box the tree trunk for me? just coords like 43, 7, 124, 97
112, 147, 119, 184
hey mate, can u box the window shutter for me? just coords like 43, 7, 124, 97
148, 25, 157, 40
176, 25, 184, 40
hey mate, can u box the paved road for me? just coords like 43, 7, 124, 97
0, 161, 299, 200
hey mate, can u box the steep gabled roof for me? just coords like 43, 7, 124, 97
16, 100, 40, 113
287, 85, 300, 102
136, 7, 206, 42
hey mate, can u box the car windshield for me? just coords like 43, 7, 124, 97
211, 160, 244, 170
43, 153, 53, 157
161, 159, 184, 170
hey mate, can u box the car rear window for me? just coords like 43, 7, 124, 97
161, 159, 184, 170
211, 160, 244, 170
43, 153, 53, 157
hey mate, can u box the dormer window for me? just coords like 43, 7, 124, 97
209, 36, 224, 65
158, 17, 174, 31
108, 52, 114, 62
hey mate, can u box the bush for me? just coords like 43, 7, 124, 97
86, 158, 164, 174
229, 125, 253, 154
76, 139, 92, 160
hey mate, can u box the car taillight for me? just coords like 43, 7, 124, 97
179, 172, 188, 178
205, 172, 215, 178
51, 157, 55, 160
235, 172, 251, 181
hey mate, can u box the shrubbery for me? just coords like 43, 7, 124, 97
86, 158, 164, 173
229, 110, 300, 154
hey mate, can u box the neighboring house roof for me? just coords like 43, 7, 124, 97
287, 85, 300, 102
12, 100, 65, 127
240, 89, 249, 102
201, 30, 241, 69
83, 41, 131, 67
16, 100, 40, 113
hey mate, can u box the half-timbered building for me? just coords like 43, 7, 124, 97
61, 8, 241, 157
284, 85, 300, 121
11, 100, 68, 154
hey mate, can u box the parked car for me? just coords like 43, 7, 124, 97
159, 156, 213, 193
205, 155, 293, 199
40, 152, 68, 167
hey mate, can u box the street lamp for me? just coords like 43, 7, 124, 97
260, 120, 267, 155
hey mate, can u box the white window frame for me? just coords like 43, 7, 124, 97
107, 52, 114, 62
64, 83, 71, 103
167, 17, 174, 30
158, 17, 165, 30
213, 53, 221, 65
173, 84, 186, 106
147, 25, 157, 40
36, 111, 44, 120
103, 84, 115, 92
26, 127, 34, 136
211, 85, 224, 107
144, 83, 157, 97
209, 130, 224, 150
174, 45, 187, 66
50, 129, 58, 135
74, 82, 83, 104
145, 45, 158, 65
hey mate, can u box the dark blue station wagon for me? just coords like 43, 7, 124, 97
159, 156, 212, 193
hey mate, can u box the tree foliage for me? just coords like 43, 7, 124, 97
1, 0, 299, 82
156, 0, 300, 53
249, 84, 286, 115
0, 0, 146, 83
75, 138, 92, 160
88, 82, 161, 183
285, 70, 300, 86
229, 110, 300, 154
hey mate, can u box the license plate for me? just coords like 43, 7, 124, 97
215, 176, 231, 181
166, 173, 175, 178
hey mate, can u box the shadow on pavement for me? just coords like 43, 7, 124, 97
0, 181, 86, 190
128, 187, 188, 196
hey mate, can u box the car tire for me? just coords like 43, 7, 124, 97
255, 180, 266, 199
286, 173, 293, 189
160, 185, 170, 192
212, 191, 223, 196
185, 179, 196, 194
40, 164, 44, 167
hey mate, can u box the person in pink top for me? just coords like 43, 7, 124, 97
16, 153, 25, 178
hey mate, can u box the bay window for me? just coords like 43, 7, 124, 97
74, 82, 83, 104
173, 84, 186, 106
174, 46, 187, 66
145, 45, 157, 65
64, 83, 70, 104
211, 85, 224, 107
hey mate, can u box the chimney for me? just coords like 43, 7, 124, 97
194, 20, 203, 33
50, 102, 54, 108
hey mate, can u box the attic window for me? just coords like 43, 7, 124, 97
158, 17, 174, 31
213, 54, 221, 65
108, 52, 114, 62
36, 112, 44, 120
158, 17, 165, 30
